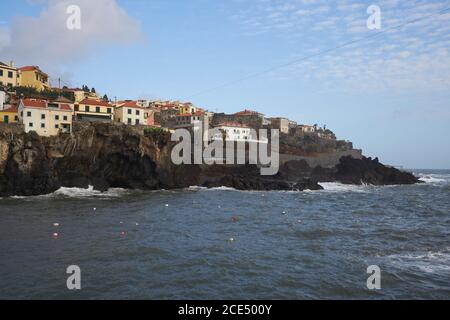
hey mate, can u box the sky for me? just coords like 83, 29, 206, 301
0, 0, 449, 169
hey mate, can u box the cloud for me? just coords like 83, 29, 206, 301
0, 0, 144, 71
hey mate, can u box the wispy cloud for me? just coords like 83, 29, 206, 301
224, 0, 450, 93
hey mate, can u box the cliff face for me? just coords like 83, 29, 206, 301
0, 123, 420, 197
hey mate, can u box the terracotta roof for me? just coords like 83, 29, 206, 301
0, 105, 18, 113
216, 122, 250, 128
119, 101, 143, 109
18, 66, 48, 76
22, 98, 47, 109
59, 104, 72, 111
79, 98, 110, 107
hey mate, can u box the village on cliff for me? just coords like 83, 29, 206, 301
0, 61, 336, 142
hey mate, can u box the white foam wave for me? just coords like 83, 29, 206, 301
50, 186, 129, 198
384, 248, 450, 274
318, 182, 369, 193
418, 175, 448, 184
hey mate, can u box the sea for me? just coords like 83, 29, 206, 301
0, 170, 449, 299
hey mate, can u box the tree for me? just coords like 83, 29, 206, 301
102, 94, 109, 102
91, 87, 96, 94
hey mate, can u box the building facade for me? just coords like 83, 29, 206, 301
18, 66, 49, 91
18, 98, 73, 136
270, 117, 290, 134
114, 101, 145, 125
0, 62, 20, 87
75, 99, 114, 122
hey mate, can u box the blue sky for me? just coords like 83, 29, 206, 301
1, 0, 449, 169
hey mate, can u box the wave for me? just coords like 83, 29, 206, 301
318, 182, 369, 193
382, 248, 450, 274
418, 175, 448, 184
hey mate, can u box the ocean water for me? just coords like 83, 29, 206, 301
0, 170, 449, 300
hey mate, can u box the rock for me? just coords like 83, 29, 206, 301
0, 122, 420, 197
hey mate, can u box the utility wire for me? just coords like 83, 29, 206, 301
187, 6, 450, 99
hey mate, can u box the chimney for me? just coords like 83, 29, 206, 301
9, 61, 14, 68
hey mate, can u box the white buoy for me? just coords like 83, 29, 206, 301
93, 208, 97, 211
229, 237, 235, 242
53, 232, 59, 238
165, 204, 169, 207
53, 223, 59, 227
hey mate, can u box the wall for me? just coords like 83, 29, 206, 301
279, 149, 363, 168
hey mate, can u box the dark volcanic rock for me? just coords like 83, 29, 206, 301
0, 122, 419, 197
334, 156, 420, 185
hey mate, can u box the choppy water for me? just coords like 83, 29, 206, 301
0, 170, 449, 299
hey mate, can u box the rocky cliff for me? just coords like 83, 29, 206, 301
0, 122, 420, 197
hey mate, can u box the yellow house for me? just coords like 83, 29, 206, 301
75, 98, 114, 122
63, 87, 99, 103
0, 61, 20, 87
18, 66, 50, 91
179, 103, 197, 115
0, 105, 19, 124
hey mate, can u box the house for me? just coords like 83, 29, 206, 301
178, 103, 197, 115
18, 66, 49, 91
18, 98, 73, 136
75, 98, 114, 122
298, 125, 316, 133
114, 101, 145, 125
269, 117, 290, 134
0, 62, 20, 88
144, 108, 160, 126
63, 87, 98, 103
213, 122, 255, 142
0, 104, 19, 124
174, 111, 205, 129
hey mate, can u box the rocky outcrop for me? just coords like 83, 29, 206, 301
0, 122, 420, 197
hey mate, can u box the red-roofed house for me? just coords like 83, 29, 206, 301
75, 98, 114, 122
18, 66, 49, 91
0, 104, 19, 124
18, 98, 73, 136
174, 111, 205, 129
114, 100, 145, 125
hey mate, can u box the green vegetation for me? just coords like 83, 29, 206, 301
12, 86, 75, 102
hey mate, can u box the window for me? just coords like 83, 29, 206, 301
127, 118, 132, 124
29, 123, 33, 127
128, 109, 132, 115
0, 70, 3, 76
55, 124, 59, 129
41, 114, 45, 120
107, 108, 111, 114
96, 107, 100, 113
63, 116, 68, 121
85, 106, 90, 112
41, 123, 45, 128
136, 119, 140, 125
14, 116, 18, 121
75, 105, 79, 111
27, 111, 31, 117
8, 71, 13, 78
55, 115, 59, 121
136, 110, 140, 116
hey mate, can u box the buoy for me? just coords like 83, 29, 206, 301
229, 237, 235, 242
53, 223, 59, 227
165, 204, 169, 207
135, 223, 139, 226
53, 232, 59, 238
120, 221, 123, 224
282, 211, 287, 214
93, 208, 97, 211
120, 231, 126, 236
298, 220, 303, 224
